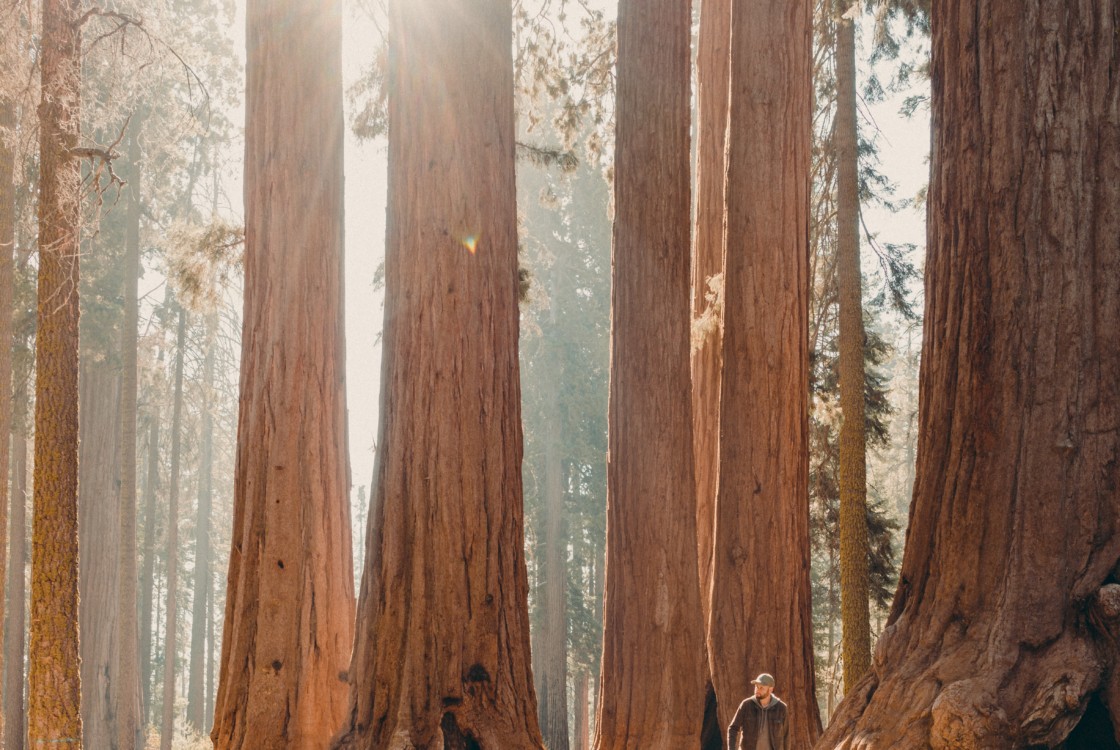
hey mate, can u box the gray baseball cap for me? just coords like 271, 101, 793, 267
751, 673, 776, 687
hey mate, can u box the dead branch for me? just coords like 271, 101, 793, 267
74, 6, 142, 30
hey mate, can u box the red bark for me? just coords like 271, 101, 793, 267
211, 0, 355, 744
592, 0, 707, 747
709, 0, 821, 745
331, 2, 543, 748
817, 2, 1120, 747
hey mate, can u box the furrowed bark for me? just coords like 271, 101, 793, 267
331, 2, 543, 748
592, 0, 707, 747
710, 0, 822, 745
817, 2, 1120, 747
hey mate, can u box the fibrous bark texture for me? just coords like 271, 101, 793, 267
29, 0, 84, 745
710, 0, 821, 746
211, 0, 355, 746
834, 12, 871, 692
331, 2, 542, 748
817, 2, 1120, 748
592, 0, 706, 748
691, 0, 730, 634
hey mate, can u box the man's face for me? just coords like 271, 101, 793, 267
754, 683, 773, 702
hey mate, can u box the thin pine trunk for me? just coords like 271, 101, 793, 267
536, 296, 568, 750
186, 319, 214, 732
139, 413, 160, 723
206, 580, 215, 733
117, 122, 144, 750
29, 0, 84, 743
160, 307, 187, 750
0, 94, 14, 750
5, 407, 28, 750
834, 7, 871, 693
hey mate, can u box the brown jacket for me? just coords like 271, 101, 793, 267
727, 695, 789, 750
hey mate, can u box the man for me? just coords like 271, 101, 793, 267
727, 673, 789, 750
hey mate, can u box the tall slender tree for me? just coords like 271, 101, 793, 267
116, 122, 144, 750
0, 94, 13, 750
535, 364, 569, 750
160, 306, 186, 750
834, 2, 872, 692
708, 0, 821, 746
5, 411, 27, 750
187, 317, 215, 733
139, 411, 160, 722
818, 2, 1120, 747
28, 0, 84, 745
211, 0, 355, 745
331, 1, 543, 747
78, 357, 121, 749
592, 0, 705, 747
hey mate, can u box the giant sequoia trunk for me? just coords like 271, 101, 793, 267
709, 0, 821, 746
592, 0, 706, 748
817, 3, 1120, 747
834, 10, 871, 692
691, 0, 730, 634
211, 0, 355, 743
78, 360, 122, 750
692, 2, 732, 744
331, 2, 542, 748
28, 0, 84, 744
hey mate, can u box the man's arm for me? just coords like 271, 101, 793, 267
778, 704, 789, 750
727, 700, 746, 750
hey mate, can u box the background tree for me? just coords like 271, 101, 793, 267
186, 313, 216, 733
159, 305, 186, 750
834, 0, 872, 691
818, 1, 1120, 746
